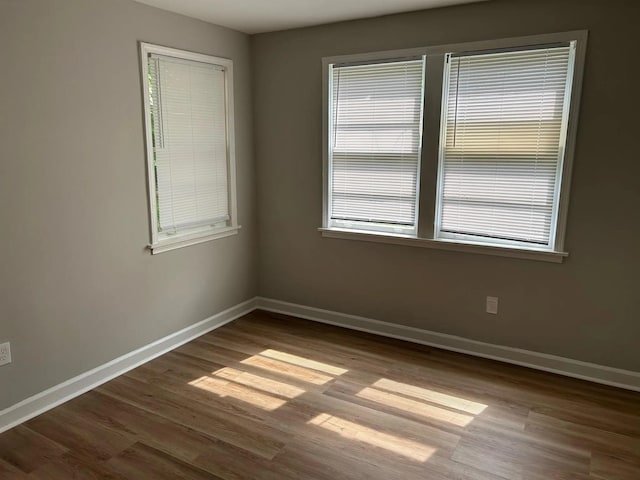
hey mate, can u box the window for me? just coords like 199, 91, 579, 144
328, 59, 425, 235
140, 43, 239, 254
437, 46, 574, 248
322, 32, 587, 262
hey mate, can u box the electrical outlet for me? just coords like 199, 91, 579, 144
486, 296, 499, 315
0, 342, 11, 366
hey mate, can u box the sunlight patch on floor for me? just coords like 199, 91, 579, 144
373, 378, 487, 414
308, 413, 436, 462
189, 375, 287, 411
356, 387, 475, 426
211, 367, 306, 398
259, 349, 348, 376
240, 355, 334, 385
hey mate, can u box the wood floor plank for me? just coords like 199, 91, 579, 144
0, 458, 28, 479
0, 426, 68, 474
0, 310, 638, 480
270, 438, 430, 480
106, 442, 222, 480
27, 451, 125, 480
324, 378, 472, 434
96, 374, 289, 460
452, 421, 592, 479
529, 404, 640, 438
174, 341, 250, 366
273, 429, 499, 480
218, 328, 394, 390
66, 389, 286, 479
124, 354, 274, 423
525, 411, 640, 461
173, 341, 334, 392
590, 451, 640, 480
26, 402, 135, 462
199, 327, 390, 379
193, 443, 303, 480
269, 388, 460, 455
121, 355, 172, 383
56, 390, 216, 463
234, 314, 437, 372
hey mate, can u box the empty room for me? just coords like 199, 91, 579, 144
1, 0, 639, 478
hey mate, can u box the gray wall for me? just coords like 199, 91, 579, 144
0, 0, 256, 409
252, 0, 640, 371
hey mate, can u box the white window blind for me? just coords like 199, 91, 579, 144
329, 59, 425, 233
438, 45, 575, 247
148, 54, 229, 234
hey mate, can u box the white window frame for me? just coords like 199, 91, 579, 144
326, 57, 426, 237
320, 31, 588, 263
140, 42, 239, 254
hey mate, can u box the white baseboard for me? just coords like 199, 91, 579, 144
255, 297, 640, 392
3, 295, 637, 435
0, 298, 258, 434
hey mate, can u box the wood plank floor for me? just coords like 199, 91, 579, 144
1, 310, 639, 479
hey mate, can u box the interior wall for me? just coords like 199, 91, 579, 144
252, 0, 640, 371
0, 0, 256, 409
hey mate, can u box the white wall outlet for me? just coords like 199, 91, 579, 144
486, 296, 499, 315
0, 342, 11, 366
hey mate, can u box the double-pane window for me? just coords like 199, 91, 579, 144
324, 33, 585, 258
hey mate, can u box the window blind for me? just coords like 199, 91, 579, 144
329, 59, 424, 232
438, 45, 574, 246
148, 54, 229, 233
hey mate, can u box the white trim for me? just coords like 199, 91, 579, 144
322, 60, 331, 229
0, 298, 258, 434
225, 57, 239, 232
547, 41, 577, 251
433, 51, 452, 241
141, 43, 234, 67
319, 227, 568, 263
149, 225, 241, 254
553, 34, 587, 250
329, 219, 416, 237
255, 297, 640, 392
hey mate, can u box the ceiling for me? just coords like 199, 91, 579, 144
132, 0, 487, 34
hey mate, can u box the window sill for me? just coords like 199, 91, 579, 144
148, 226, 241, 254
318, 228, 568, 263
